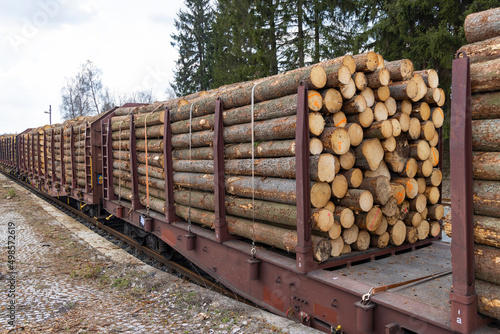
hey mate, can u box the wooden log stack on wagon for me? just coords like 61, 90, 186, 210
109, 50, 445, 263
443, 7, 500, 320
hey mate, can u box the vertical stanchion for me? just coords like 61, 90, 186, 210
129, 114, 143, 210
213, 97, 230, 243
106, 118, 117, 201
50, 129, 56, 184
295, 82, 316, 273
43, 131, 48, 187
70, 126, 77, 189
449, 52, 479, 333
163, 107, 176, 223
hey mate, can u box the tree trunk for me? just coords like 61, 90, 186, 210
373, 102, 388, 121
409, 140, 430, 161
173, 172, 298, 205
320, 88, 343, 113
409, 194, 427, 213
365, 68, 390, 88
389, 220, 406, 246
472, 119, 500, 151
476, 279, 500, 320
342, 95, 367, 114
352, 52, 379, 72
374, 86, 390, 102
323, 64, 352, 88
363, 120, 393, 139
169, 65, 327, 122
343, 224, 359, 245
171, 115, 297, 149
170, 94, 298, 134
112, 139, 163, 153
318, 127, 350, 154
346, 107, 374, 128
359, 176, 392, 205
475, 244, 500, 285
335, 189, 373, 212
173, 189, 330, 231
470, 57, 500, 93
474, 215, 500, 248
113, 151, 164, 168
330, 237, 344, 257
473, 180, 500, 218
464, 8, 500, 43
411, 102, 430, 121
355, 207, 382, 231
172, 155, 335, 182
384, 136, 410, 173
371, 231, 390, 248
174, 204, 331, 262
414, 69, 439, 89
471, 91, 500, 120
354, 138, 385, 171
360, 87, 375, 107
352, 230, 371, 251
331, 174, 348, 199
382, 196, 398, 217
111, 109, 165, 130
384, 59, 414, 81
352, 72, 367, 90
339, 168, 363, 188
334, 206, 355, 228
388, 80, 418, 100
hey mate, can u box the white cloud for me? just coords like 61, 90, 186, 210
0, 0, 185, 134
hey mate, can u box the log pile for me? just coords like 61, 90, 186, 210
110, 51, 444, 263
448, 7, 500, 320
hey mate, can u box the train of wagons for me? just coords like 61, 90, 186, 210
0, 57, 497, 334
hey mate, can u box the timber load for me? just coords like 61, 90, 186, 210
445, 7, 500, 320
109, 51, 445, 264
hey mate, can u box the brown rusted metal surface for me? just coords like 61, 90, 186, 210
449, 52, 483, 333
214, 97, 231, 243
70, 126, 76, 189
295, 82, 316, 273
129, 114, 142, 210
163, 107, 175, 223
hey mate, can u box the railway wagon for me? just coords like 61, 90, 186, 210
0, 133, 17, 171
98, 52, 497, 333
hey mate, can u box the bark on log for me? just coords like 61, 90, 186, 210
384, 136, 410, 173
458, 36, 500, 64
471, 57, 500, 93
374, 86, 390, 102
473, 151, 500, 180
171, 115, 297, 149
411, 102, 431, 121
473, 180, 500, 218
409, 140, 431, 161
340, 168, 363, 188
318, 127, 350, 155
352, 72, 367, 90
472, 119, 500, 151
342, 95, 367, 114
363, 120, 392, 139
359, 176, 392, 205
475, 244, 500, 285
464, 8, 500, 43
409, 194, 427, 213
175, 172, 300, 205
170, 66, 327, 122
323, 64, 352, 87
365, 68, 391, 88
471, 91, 500, 120
171, 94, 299, 134
174, 204, 331, 261
371, 231, 390, 248
364, 160, 391, 180
406, 226, 418, 243
382, 196, 398, 217
353, 52, 379, 72
113, 151, 164, 168
476, 279, 500, 320
335, 189, 373, 212
385, 59, 414, 81
388, 79, 418, 100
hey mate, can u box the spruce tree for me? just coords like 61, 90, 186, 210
170, 0, 213, 97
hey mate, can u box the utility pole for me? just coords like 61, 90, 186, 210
44, 105, 52, 125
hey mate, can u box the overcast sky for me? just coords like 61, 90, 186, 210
0, 0, 185, 134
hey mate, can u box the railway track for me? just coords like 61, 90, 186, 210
1, 169, 248, 304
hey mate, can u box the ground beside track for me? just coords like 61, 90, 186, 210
0, 174, 320, 334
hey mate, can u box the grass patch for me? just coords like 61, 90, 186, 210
6, 188, 16, 198
70, 264, 103, 279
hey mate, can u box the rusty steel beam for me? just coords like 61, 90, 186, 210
295, 82, 316, 273
163, 107, 175, 223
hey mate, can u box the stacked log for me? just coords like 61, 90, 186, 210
110, 52, 443, 263
452, 7, 500, 320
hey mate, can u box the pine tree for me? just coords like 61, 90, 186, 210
170, 0, 213, 97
